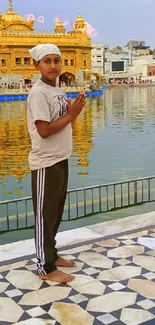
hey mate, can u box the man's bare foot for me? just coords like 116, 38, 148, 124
39, 270, 75, 283
56, 257, 77, 268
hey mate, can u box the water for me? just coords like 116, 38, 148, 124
0, 86, 155, 201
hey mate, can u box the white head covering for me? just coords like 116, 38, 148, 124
29, 44, 61, 61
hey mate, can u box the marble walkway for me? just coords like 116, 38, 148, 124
1, 211, 155, 325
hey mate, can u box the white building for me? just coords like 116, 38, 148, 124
128, 55, 155, 81
91, 44, 108, 75
105, 47, 133, 81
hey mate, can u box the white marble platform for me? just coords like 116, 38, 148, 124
1, 211, 155, 325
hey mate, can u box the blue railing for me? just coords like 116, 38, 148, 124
0, 86, 105, 102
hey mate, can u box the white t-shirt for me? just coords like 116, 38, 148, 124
27, 79, 72, 170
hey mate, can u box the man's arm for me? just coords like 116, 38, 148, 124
35, 93, 86, 138
35, 114, 73, 138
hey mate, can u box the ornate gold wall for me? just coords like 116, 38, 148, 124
0, 1, 91, 82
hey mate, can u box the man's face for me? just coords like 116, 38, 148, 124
35, 54, 62, 81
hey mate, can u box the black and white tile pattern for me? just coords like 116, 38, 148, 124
1, 227, 155, 324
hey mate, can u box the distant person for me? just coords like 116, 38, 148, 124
27, 44, 86, 283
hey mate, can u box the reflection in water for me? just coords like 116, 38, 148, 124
71, 96, 104, 172
105, 87, 155, 129
0, 101, 30, 185
1, 87, 155, 199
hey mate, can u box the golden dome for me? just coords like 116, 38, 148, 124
75, 14, 85, 24
54, 19, 65, 33
1, 0, 25, 23
55, 19, 64, 28
74, 13, 86, 30
1, 11, 26, 23
0, 0, 34, 30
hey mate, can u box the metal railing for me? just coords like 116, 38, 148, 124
0, 175, 155, 233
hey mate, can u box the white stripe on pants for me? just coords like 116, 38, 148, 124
36, 168, 46, 275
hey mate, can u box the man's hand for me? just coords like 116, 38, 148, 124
67, 93, 86, 120
35, 93, 86, 139
67, 99, 75, 125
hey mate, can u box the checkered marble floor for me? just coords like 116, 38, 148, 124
1, 226, 155, 324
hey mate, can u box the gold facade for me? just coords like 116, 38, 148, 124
0, 1, 91, 82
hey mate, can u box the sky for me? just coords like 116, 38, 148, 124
1, 0, 155, 49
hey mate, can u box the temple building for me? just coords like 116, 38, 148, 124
0, 0, 91, 85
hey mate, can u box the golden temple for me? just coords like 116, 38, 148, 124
0, 0, 91, 85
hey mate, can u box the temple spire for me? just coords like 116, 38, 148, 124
8, 0, 13, 12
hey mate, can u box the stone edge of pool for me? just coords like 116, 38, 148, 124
1, 210, 155, 264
